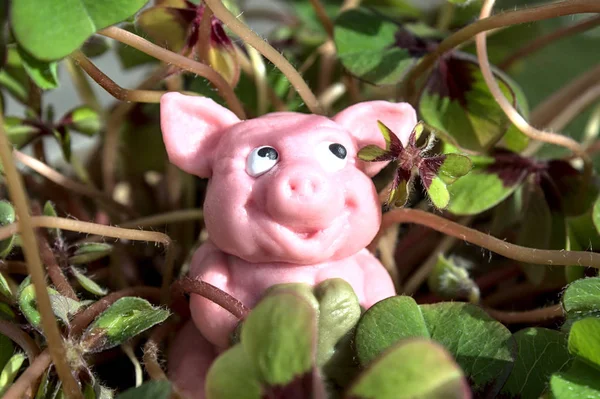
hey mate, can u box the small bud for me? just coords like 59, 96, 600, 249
428, 255, 480, 303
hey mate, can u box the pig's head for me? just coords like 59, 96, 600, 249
160, 93, 416, 264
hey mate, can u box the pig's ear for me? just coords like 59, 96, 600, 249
333, 101, 417, 177
160, 93, 240, 177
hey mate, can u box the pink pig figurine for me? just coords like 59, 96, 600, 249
161, 93, 417, 398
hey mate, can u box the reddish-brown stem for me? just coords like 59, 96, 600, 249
70, 51, 166, 103
99, 26, 246, 119
2, 350, 52, 399
171, 277, 250, 320
309, 0, 334, 39
197, 6, 213, 64
376, 209, 600, 269
36, 232, 78, 300
0, 320, 40, 362
484, 304, 564, 324
500, 15, 600, 70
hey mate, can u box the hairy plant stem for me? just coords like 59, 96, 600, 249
71, 51, 185, 103
0, 118, 82, 398
485, 304, 563, 324
2, 349, 52, 399
13, 149, 136, 218
99, 26, 246, 119
171, 277, 250, 320
375, 209, 600, 269
500, 15, 600, 70
476, 0, 592, 185
0, 320, 40, 363
203, 0, 324, 115
0, 215, 175, 302
36, 230, 78, 300
143, 322, 174, 381
402, 0, 600, 100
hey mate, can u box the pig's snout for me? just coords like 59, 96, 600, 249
267, 167, 341, 228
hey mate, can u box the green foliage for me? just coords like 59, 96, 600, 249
115, 381, 171, 399
81, 297, 170, 353
0, 200, 16, 258
11, 0, 149, 60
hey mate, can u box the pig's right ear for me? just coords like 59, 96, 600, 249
160, 93, 240, 177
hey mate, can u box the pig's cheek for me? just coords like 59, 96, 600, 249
343, 173, 381, 245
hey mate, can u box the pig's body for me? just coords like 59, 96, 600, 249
160, 93, 417, 398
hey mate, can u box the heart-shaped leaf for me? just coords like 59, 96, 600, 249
81, 297, 170, 353
206, 344, 262, 399
69, 243, 113, 265
500, 328, 571, 398
356, 297, 515, 397
115, 380, 171, 399
241, 291, 317, 386
70, 267, 108, 296
550, 360, 600, 398
334, 8, 426, 85
568, 318, 600, 369
447, 153, 528, 215
0, 352, 26, 395
0, 200, 16, 259
419, 53, 529, 152
11, 0, 150, 61
347, 338, 471, 399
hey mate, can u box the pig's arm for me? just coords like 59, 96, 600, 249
355, 249, 397, 308
188, 241, 240, 349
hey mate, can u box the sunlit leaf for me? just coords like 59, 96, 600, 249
424, 175, 450, 209
334, 8, 424, 85
81, 297, 170, 353
348, 339, 470, 399
0, 273, 12, 300
11, 0, 150, 60
568, 317, 600, 369
0, 352, 25, 395
358, 145, 392, 162
562, 277, 600, 324
419, 53, 529, 152
49, 293, 85, 327
550, 360, 600, 398
241, 291, 317, 386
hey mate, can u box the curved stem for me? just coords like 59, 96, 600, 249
403, 0, 600, 100
500, 15, 600, 70
171, 277, 250, 320
309, 0, 334, 39
0, 216, 174, 303
484, 304, 563, 324
71, 51, 166, 103
2, 349, 52, 399
0, 321, 40, 362
376, 209, 600, 269
121, 209, 204, 228
203, 0, 324, 115
65, 57, 102, 112
13, 149, 135, 217
99, 26, 246, 119
475, 0, 592, 183
0, 117, 82, 398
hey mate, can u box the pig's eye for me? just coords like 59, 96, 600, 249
246, 146, 279, 177
316, 142, 348, 172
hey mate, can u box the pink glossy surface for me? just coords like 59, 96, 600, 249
161, 93, 417, 398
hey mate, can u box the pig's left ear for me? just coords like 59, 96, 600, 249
333, 101, 417, 177
160, 93, 241, 177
